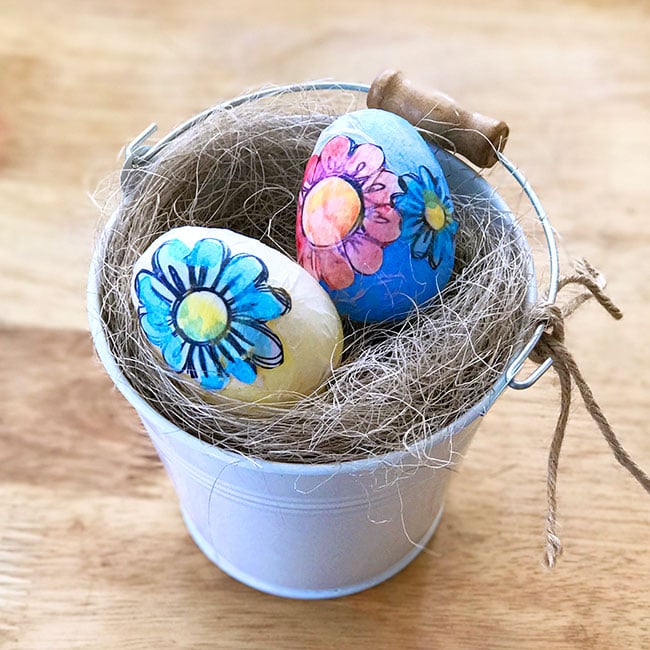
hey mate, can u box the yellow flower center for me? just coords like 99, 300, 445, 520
423, 190, 447, 231
176, 290, 228, 343
302, 177, 362, 246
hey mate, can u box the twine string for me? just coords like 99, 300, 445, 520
531, 259, 650, 568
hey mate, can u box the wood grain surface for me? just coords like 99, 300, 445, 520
1, 1, 649, 648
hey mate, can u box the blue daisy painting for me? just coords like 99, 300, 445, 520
134, 237, 291, 391
394, 165, 458, 270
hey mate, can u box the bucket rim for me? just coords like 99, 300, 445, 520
88, 81, 559, 475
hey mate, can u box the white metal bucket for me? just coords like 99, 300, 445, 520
88, 84, 557, 599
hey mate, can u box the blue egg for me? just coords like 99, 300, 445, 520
296, 108, 457, 322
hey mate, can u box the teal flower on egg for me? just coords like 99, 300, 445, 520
394, 165, 458, 270
134, 237, 291, 390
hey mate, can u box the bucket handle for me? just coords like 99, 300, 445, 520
497, 153, 559, 390
120, 82, 559, 392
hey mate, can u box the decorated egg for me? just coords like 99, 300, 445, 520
296, 108, 457, 322
131, 226, 344, 404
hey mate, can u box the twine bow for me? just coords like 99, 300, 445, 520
531, 260, 650, 568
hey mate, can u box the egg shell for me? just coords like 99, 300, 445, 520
131, 226, 344, 405
296, 108, 457, 322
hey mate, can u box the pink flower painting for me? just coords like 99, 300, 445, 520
296, 135, 401, 290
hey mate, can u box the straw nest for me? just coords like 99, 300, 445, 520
96, 91, 535, 464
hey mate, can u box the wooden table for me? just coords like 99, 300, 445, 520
1, 1, 648, 648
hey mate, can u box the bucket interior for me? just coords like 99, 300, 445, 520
89, 87, 544, 468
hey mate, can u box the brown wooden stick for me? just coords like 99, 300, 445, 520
367, 69, 509, 168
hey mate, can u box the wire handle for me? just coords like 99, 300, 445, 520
119, 81, 558, 392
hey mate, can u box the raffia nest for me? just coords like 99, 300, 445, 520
96, 90, 535, 464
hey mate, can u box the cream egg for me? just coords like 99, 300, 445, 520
131, 226, 344, 404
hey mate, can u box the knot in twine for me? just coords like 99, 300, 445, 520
531, 259, 650, 568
